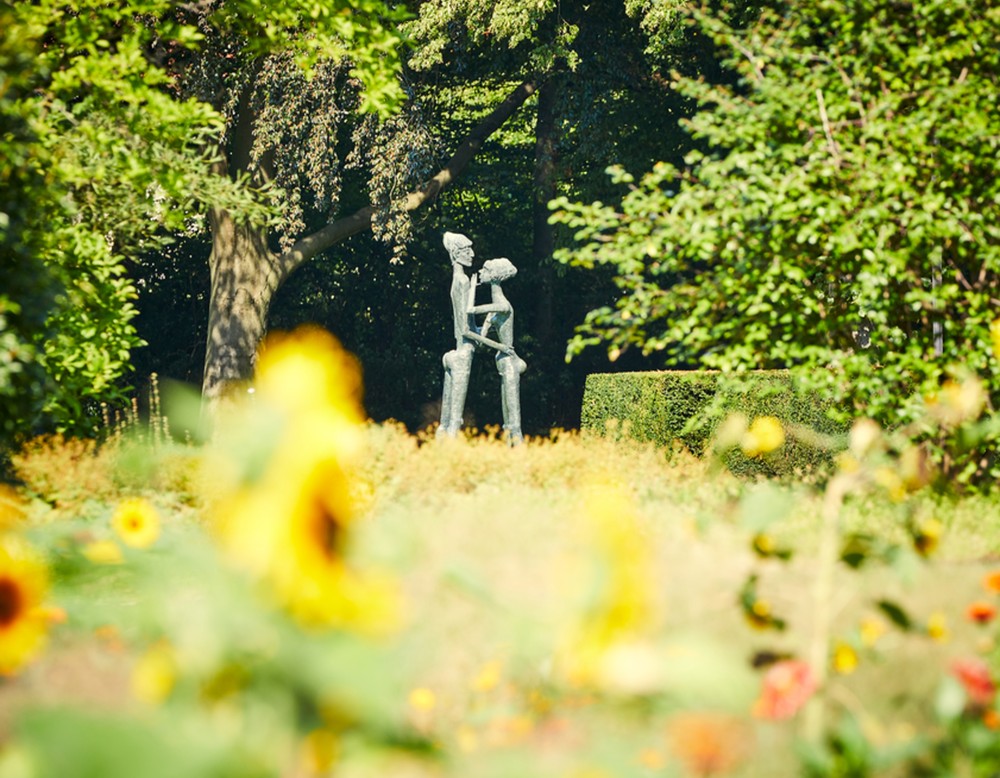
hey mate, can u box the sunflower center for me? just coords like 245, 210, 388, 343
0, 577, 23, 627
312, 500, 342, 562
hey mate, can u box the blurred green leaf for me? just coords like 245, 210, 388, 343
875, 599, 913, 632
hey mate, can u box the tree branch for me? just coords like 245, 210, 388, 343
277, 79, 538, 278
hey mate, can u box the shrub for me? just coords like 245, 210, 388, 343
580, 369, 845, 477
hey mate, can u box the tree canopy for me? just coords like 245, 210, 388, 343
553, 0, 999, 475
6, 0, 997, 463
1, 0, 268, 438
1, 0, 407, 438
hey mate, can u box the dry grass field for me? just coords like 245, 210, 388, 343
3, 415, 1000, 777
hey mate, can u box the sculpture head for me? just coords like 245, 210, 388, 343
478, 257, 517, 284
443, 231, 474, 268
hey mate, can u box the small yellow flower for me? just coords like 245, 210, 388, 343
0, 537, 50, 675
472, 660, 503, 693
82, 539, 124, 565
300, 729, 339, 775
112, 498, 161, 549
131, 642, 176, 704
859, 616, 886, 647
927, 611, 949, 642
913, 517, 944, 557
740, 416, 785, 458
849, 418, 882, 458
874, 467, 906, 502
835, 452, 861, 474
408, 687, 436, 712
832, 642, 858, 675
753, 533, 775, 555
456, 725, 479, 754
638, 748, 666, 770
746, 599, 773, 630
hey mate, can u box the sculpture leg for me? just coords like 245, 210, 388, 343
438, 350, 456, 437
442, 343, 474, 436
496, 353, 527, 445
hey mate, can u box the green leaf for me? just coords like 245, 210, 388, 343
875, 599, 913, 632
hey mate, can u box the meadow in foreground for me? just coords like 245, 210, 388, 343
2, 329, 1000, 778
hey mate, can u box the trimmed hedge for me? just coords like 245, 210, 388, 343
580, 370, 845, 477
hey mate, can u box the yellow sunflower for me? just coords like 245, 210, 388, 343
0, 537, 50, 675
254, 326, 365, 426
215, 425, 397, 632
740, 416, 785, 458
558, 481, 660, 688
0, 485, 26, 531
213, 327, 397, 632
112, 498, 161, 549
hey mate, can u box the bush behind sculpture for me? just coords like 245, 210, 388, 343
581, 369, 844, 477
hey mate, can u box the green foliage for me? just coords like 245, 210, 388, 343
553, 0, 1000, 479
1, 0, 410, 441
403, 0, 577, 74
1, 1, 271, 439
0, 9, 55, 442
207, 0, 407, 116
580, 369, 844, 476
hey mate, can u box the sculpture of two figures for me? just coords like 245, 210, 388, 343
438, 231, 527, 445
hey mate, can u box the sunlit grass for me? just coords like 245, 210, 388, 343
3, 418, 1000, 776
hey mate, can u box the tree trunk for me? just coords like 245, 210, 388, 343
202, 207, 281, 404
200, 79, 538, 406
532, 77, 559, 347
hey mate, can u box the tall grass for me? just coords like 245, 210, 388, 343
4, 418, 1000, 776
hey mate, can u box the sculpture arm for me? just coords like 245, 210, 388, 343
479, 311, 496, 339
464, 331, 515, 356
469, 302, 511, 315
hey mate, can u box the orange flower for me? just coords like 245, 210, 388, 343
983, 571, 1000, 594
966, 601, 998, 626
666, 713, 751, 775
951, 658, 996, 707
753, 660, 817, 720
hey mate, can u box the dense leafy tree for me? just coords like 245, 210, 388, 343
1, 0, 275, 439
2, 0, 416, 438
168, 0, 551, 405
554, 0, 1000, 472
0, 9, 54, 443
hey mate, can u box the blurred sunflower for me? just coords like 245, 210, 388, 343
0, 485, 26, 531
558, 481, 661, 689
83, 539, 124, 565
213, 327, 397, 632
0, 537, 50, 675
926, 611, 949, 642
131, 642, 177, 704
740, 416, 785, 458
912, 517, 943, 557
112, 498, 161, 549
255, 326, 365, 428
